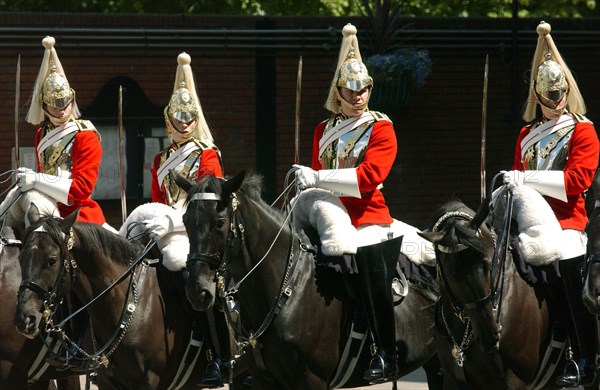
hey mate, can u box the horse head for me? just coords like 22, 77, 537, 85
420, 200, 501, 353
174, 171, 247, 311
14, 206, 78, 338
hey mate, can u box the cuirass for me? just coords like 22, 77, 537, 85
319, 117, 374, 169
523, 123, 574, 170
161, 148, 202, 207
40, 124, 77, 175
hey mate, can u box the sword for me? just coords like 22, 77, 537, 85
294, 56, 302, 165
480, 54, 489, 202
14, 54, 21, 168
118, 85, 127, 225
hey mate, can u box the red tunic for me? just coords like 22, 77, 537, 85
311, 117, 397, 227
35, 128, 106, 224
512, 119, 599, 231
151, 146, 223, 205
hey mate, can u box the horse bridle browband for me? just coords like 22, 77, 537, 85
431, 210, 499, 313
18, 224, 77, 324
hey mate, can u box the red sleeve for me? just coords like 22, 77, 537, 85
151, 153, 166, 204
198, 148, 223, 179
310, 122, 326, 170
564, 122, 599, 195
68, 131, 102, 202
310, 119, 397, 192
34, 129, 43, 171
356, 120, 397, 191
512, 122, 599, 194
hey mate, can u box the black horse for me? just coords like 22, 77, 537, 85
13, 206, 219, 389
0, 224, 82, 390
583, 170, 600, 313
420, 197, 595, 389
176, 171, 442, 389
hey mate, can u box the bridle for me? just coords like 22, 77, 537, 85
185, 188, 307, 350
18, 223, 77, 324
431, 206, 509, 321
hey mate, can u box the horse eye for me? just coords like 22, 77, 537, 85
216, 218, 226, 229
47, 256, 58, 267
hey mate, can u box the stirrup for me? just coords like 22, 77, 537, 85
363, 349, 397, 385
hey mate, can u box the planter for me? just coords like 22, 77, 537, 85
368, 73, 411, 112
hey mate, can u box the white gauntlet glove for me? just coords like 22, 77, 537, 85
293, 164, 361, 198
16, 168, 72, 204
143, 214, 185, 240
502, 169, 567, 202
503, 170, 525, 185
293, 164, 318, 189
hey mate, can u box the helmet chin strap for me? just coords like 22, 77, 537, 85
335, 89, 369, 112
46, 111, 72, 125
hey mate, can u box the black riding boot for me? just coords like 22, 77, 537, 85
555, 256, 599, 388
355, 236, 402, 384
198, 308, 231, 388
199, 349, 225, 388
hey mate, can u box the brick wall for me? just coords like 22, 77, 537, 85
1, 14, 599, 229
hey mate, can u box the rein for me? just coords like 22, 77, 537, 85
21, 221, 158, 372
432, 197, 514, 368
187, 188, 307, 351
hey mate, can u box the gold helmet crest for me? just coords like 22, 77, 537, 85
26, 36, 81, 125
164, 52, 213, 142
325, 23, 372, 114
523, 21, 586, 122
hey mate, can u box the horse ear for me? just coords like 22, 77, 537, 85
25, 202, 42, 227
171, 170, 193, 193
418, 230, 444, 245
59, 207, 79, 233
470, 197, 490, 230
222, 171, 246, 197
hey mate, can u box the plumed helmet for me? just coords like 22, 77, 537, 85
41, 63, 75, 109
325, 23, 371, 114
523, 21, 586, 122
164, 52, 213, 142
166, 80, 198, 123
26, 36, 81, 125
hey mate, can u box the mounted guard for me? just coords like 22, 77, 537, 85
293, 23, 434, 384
17, 36, 114, 231
502, 21, 599, 387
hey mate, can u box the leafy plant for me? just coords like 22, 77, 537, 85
360, 0, 432, 91
364, 48, 432, 90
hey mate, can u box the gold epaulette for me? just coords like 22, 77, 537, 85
74, 119, 97, 131
370, 111, 392, 123
573, 113, 593, 125
195, 139, 221, 156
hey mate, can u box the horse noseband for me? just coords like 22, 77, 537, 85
187, 253, 221, 270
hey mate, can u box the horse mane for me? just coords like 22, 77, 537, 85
187, 172, 285, 223
38, 217, 142, 266
74, 223, 142, 265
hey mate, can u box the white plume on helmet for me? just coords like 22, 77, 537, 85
164, 52, 213, 143
26, 36, 81, 125
325, 23, 372, 114
523, 21, 586, 122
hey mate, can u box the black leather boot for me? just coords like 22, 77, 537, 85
198, 356, 225, 388
354, 236, 402, 384
554, 256, 599, 387
363, 347, 398, 384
